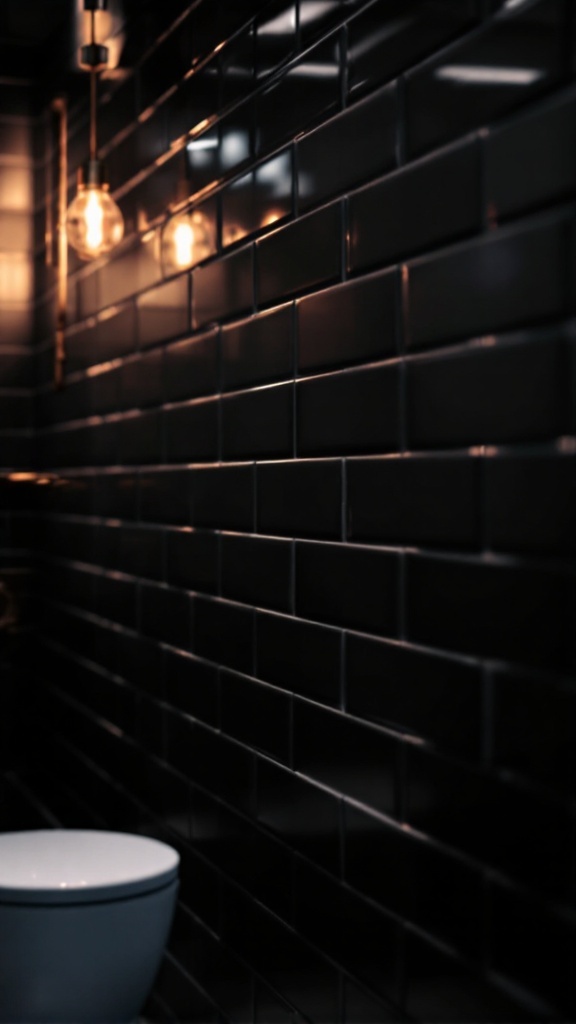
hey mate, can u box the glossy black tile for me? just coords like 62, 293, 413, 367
221, 382, 293, 459
219, 105, 255, 176
106, 108, 168, 191
256, 610, 341, 706
193, 247, 254, 329
164, 329, 219, 402
296, 540, 399, 636
257, 757, 342, 874
344, 804, 484, 954
405, 0, 569, 158
221, 304, 293, 390
126, 151, 187, 231
407, 217, 573, 350
485, 88, 576, 221
140, 582, 193, 649
254, 982, 295, 1024
139, 469, 193, 525
407, 745, 575, 898
406, 553, 575, 673
193, 596, 254, 674
349, 137, 481, 272
293, 857, 402, 1004
0, 351, 32, 388
176, 837, 220, 929
490, 882, 576, 1015
196, 793, 293, 919
164, 61, 220, 146
257, 458, 342, 539
343, 980, 404, 1024
184, 124, 220, 196
98, 77, 138, 150
256, 35, 341, 153
294, 699, 398, 815
164, 398, 219, 464
99, 237, 161, 312
200, 724, 257, 813
255, 1, 297, 78
220, 25, 255, 108
221, 533, 292, 611
121, 349, 164, 410
115, 524, 164, 580
486, 452, 576, 555
347, 0, 479, 100
137, 275, 190, 349
257, 203, 341, 306
297, 84, 397, 212
492, 666, 576, 795
66, 304, 136, 372
297, 363, 400, 456
404, 930, 535, 1023
222, 149, 293, 247
192, 463, 254, 531
346, 632, 483, 759
120, 410, 163, 465
297, 269, 398, 373
347, 455, 482, 548
222, 882, 341, 1023
154, 954, 220, 1024
163, 648, 219, 727
221, 669, 291, 763
407, 334, 573, 449
165, 527, 219, 594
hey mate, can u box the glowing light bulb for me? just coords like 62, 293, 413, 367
161, 210, 213, 274
66, 161, 124, 261
173, 221, 194, 268
85, 189, 105, 252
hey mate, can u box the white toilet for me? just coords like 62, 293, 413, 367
0, 829, 179, 1023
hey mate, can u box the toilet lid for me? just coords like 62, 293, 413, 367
0, 830, 179, 905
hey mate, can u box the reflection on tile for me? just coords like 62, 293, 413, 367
222, 150, 293, 247
297, 84, 397, 211
256, 1, 297, 79
221, 303, 293, 390
405, 0, 568, 157
347, 0, 479, 100
349, 137, 481, 271
256, 36, 341, 153
137, 275, 190, 348
193, 247, 253, 328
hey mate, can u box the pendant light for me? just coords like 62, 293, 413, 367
66, 0, 124, 261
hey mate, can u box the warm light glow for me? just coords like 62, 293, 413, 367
85, 189, 104, 252
161, 210, 213, 273
173, 221, 195, 268
66, 183, 124, 261
0, 253, 33, 303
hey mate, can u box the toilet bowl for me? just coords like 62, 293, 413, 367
0, 829, 179, 1023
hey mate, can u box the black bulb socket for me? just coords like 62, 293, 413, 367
78, 159, 109, 189
84, 0, 108, 10
80, 42, 109, 67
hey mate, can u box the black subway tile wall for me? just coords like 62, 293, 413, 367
18, 0, 576, 1020
0, 83, 39, 817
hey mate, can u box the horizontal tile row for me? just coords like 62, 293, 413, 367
40, 561, 573, 774
36, 444, 576, 556
36, 329, 576, 465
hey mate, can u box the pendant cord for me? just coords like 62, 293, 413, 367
90, 66, 97, 160
89, 8, 98, 160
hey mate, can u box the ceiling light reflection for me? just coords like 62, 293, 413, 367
436, 64, 542, 85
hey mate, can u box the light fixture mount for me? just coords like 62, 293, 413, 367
65, 0, 124, 261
